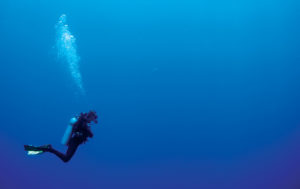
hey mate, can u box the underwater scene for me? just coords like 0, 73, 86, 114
0, 0, 300, 188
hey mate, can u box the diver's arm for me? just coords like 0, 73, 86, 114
86, 126, 94, 138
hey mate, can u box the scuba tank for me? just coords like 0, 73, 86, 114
61, 117, 77, 145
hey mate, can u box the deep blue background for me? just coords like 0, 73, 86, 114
1, 0, 300, 188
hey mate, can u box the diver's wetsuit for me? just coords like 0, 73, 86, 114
48, 125, 93, 162
48, 135, 84, 162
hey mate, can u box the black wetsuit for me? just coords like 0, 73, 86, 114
48, 124, 93, 162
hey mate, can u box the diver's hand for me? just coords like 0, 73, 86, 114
87, 126, 94, 138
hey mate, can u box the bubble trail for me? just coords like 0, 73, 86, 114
55, 14, 85, 95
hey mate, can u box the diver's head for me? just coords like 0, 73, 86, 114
87, 110, 98, 124
80, 110, 98, 124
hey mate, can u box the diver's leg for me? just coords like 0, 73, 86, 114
48, 141, 80, 163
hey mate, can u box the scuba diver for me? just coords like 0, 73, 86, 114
24, 111, 98, 163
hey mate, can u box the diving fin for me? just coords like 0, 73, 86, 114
24, 145, 50, 155
27, 150, 44, 155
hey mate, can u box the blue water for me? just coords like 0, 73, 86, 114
1, 0, 300, 188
